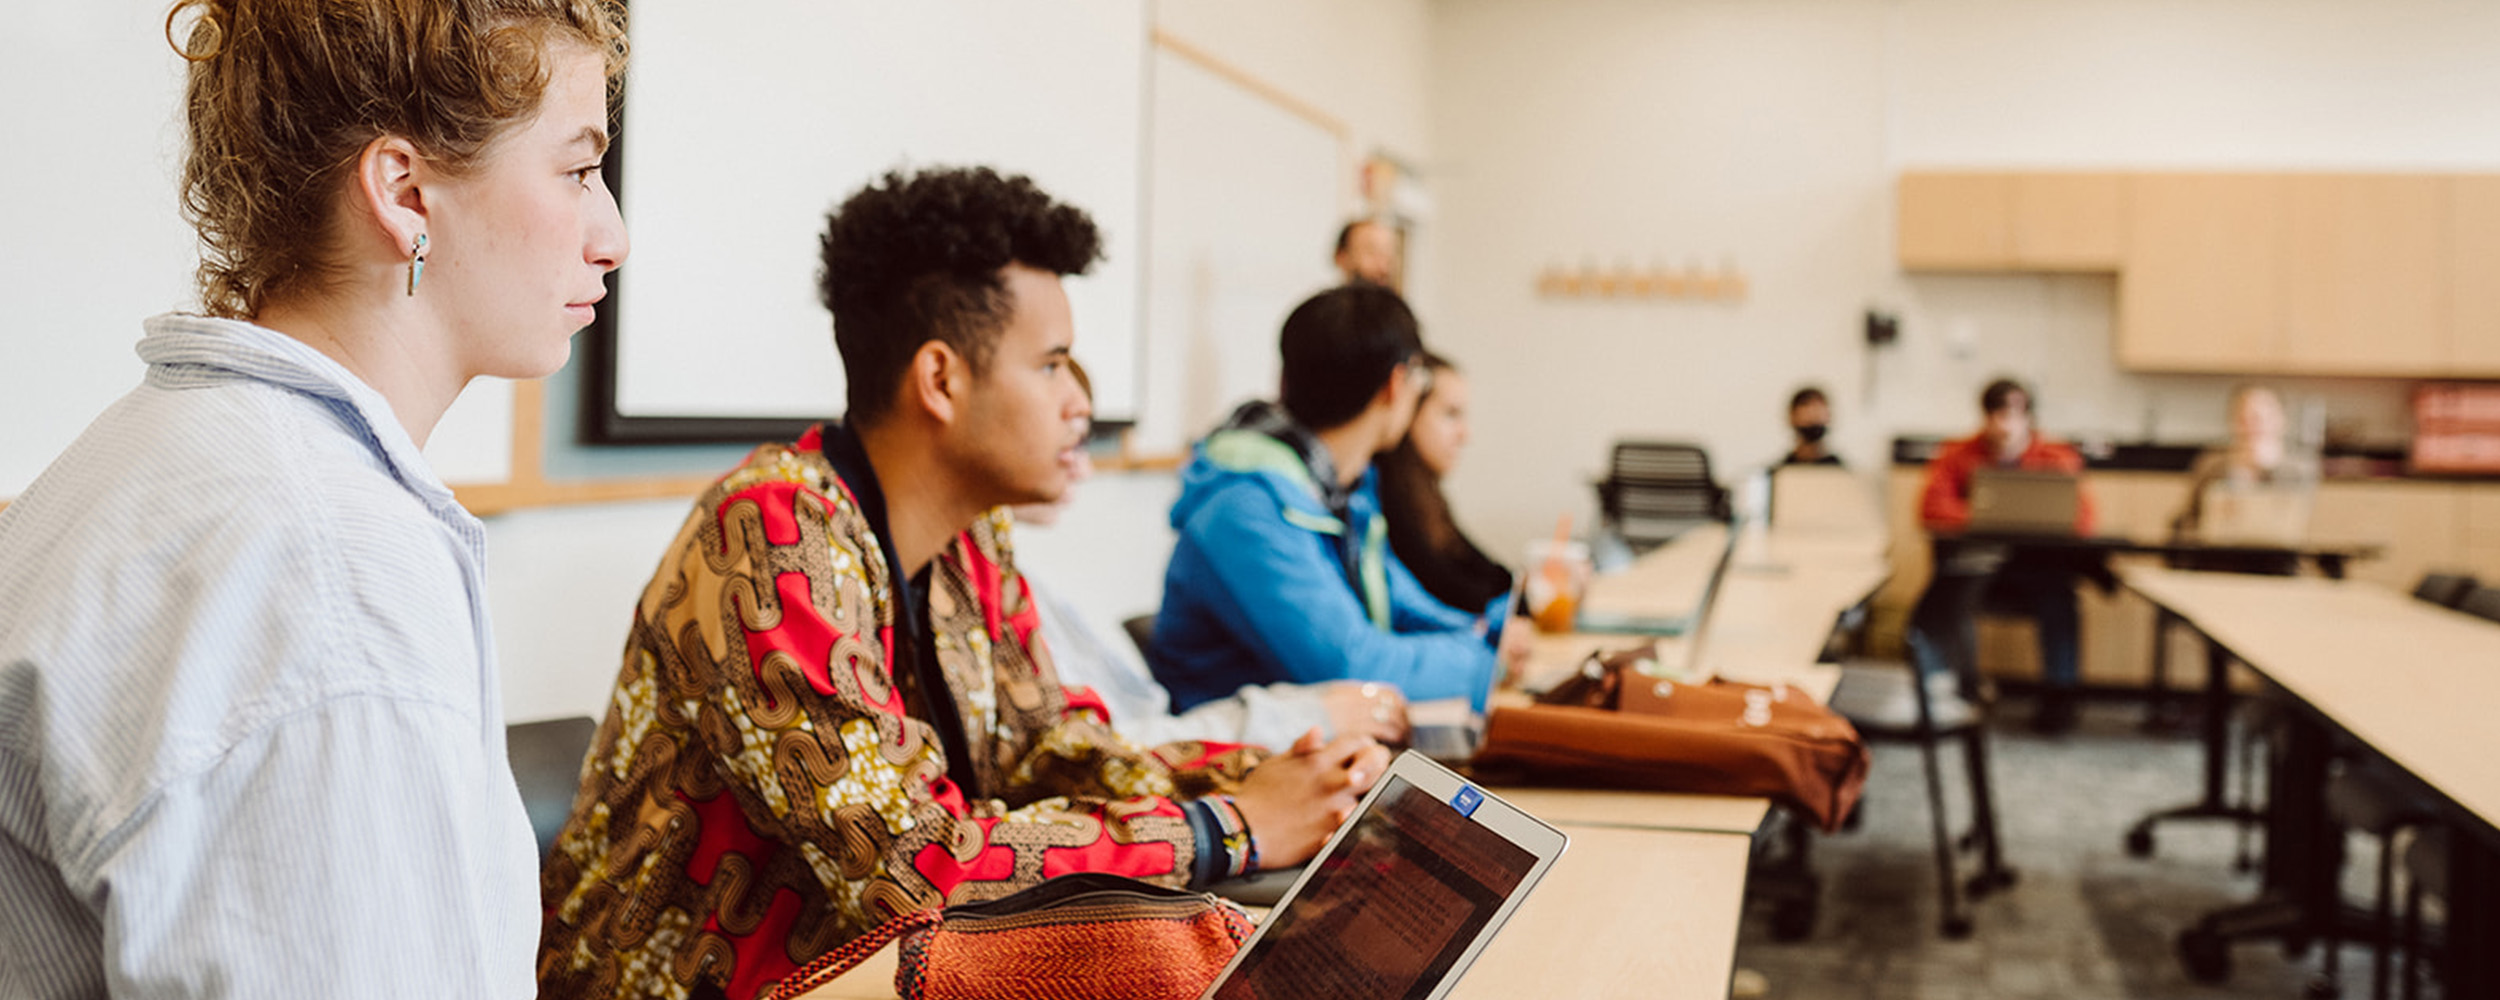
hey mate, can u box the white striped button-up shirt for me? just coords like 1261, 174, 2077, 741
0, 315, 539, 998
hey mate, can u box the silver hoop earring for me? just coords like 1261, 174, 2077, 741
406, 233, 429, 296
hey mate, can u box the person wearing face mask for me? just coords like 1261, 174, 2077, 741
1913, 377, 2099, 734
1376, 353, 1515, 617
1781, 386, 1843, 467
1918, 378, 2097, 533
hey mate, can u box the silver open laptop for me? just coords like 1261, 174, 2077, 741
2193, 480, 2313, 546
1199, 751, 1568, 1000
1965, 467, 2082, 536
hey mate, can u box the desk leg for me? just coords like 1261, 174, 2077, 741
2142, 607, 2184, 731
2126, 635, 2263, 861
2200, 641, 2233, 823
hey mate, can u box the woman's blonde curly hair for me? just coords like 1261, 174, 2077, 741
167, 0, 627, 319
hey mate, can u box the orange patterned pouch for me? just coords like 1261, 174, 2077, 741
768, 873, 1257, 1000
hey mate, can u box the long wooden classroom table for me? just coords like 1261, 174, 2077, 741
2121, 566, 2500, 992
798, 824, 1755, 1000
1533, 523, 1888, 697
2123, 567, 2500, 830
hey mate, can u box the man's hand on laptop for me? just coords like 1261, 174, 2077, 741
1321, 682, 1409, 745
1232, 729, 1393, 869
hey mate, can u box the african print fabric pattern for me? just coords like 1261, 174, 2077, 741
537, 428, 1264, 1000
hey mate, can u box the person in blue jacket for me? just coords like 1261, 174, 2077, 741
1150, 284, 1513, 713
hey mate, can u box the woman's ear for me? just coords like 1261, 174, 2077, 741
352, 135, 429, 263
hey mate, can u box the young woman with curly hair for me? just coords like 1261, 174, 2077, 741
0, 1, 626, 993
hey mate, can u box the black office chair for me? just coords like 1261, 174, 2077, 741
1121, 613, 1158, 660
2399, 824, 2451, 1000
2410, 572, 2478, 610
1827, 631, 2015, 940
507, 716, 599, 866
2456, 584, 2500, 624
2308, 578, 2490, 999
2314, 756, 2440, 999
1591, 441, 1728, 552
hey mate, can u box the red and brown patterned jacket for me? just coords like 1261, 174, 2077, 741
538, 426, 1263, 1000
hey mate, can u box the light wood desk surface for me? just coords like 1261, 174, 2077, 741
796, 824, 1753, 1000
1488, 785, 1773, 834
1572, 520, 1887, 621
1503, 521, 1889, 834
1576, 523, 1732, 623
1447, 825, 1752, 1000
1529, 525, 1889, 698
2123, 566, 2500, 830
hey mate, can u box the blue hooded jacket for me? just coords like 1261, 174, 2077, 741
1148, 424, 1499, 713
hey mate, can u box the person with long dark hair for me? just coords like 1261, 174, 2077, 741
1376, 353, 1514, 616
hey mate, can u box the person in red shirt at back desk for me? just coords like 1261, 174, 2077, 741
1913, 377, 2101, 735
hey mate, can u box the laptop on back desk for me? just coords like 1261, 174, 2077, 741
1964, 467, 2081, 537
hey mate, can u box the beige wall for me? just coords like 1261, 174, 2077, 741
1133, 0, 1440, 453
1155, 0, 1435, 166
1425, 0, 2500, 568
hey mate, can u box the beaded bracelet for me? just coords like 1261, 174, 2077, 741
1209, 796, 1259, 878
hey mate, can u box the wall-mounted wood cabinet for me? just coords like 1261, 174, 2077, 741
2451, 177, 2500, 374
1897, 172, 2124, 271
2117, 174, 2287, 371
1899, 170, 2500, 378
2282, 175, 2448, 374
1897, 173, 2011, 269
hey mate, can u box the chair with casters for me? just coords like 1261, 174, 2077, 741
2310, 580, 2489, 1000
1591, 441, 1728, 552
1826, 631, 2015, 940
2311, 755, 2440, 999
506, 715, 600, 866
2399, 824, 2451, 1000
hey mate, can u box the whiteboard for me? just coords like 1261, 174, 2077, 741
1131, 46, 1347, 454
609, 0, 1148, 426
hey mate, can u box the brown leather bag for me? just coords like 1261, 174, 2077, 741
1473, 648, 1869, 831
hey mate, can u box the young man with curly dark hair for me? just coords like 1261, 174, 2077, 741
536, 167, 1387, 1000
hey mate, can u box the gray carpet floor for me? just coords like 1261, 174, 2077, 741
1731, 698, 2424, 999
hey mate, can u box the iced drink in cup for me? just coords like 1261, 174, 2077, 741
1524, 538, 1591, 634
